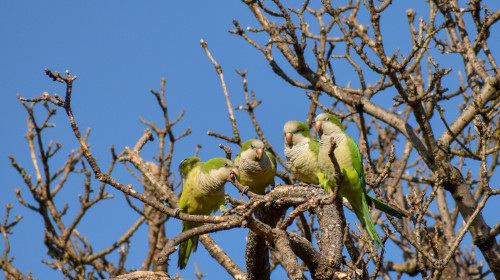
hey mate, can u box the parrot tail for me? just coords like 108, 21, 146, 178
367, 195, 407, 219
178, 221, 200, 269
354, 194, 384, 249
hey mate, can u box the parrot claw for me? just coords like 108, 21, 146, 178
241, 186, 250, 195
174, 208, 182, 217
294, 182, 310, 187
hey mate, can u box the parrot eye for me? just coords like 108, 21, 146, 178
250, 145, 255, 149
224, 163, 228, 167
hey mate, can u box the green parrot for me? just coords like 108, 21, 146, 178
233, 140, 276, 279
314, 113, 406, 249
234, 139, 276, 195
283, 120, 321, 185
177, 156, 239, 269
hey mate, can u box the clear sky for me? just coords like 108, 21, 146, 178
1, 1, 499, 279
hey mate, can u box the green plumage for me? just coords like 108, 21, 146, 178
369, 195, 406, 219
315, 113, 406, 249
234, 139, 276, 195
177, 157, 238, 269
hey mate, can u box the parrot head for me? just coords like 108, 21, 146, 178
240, 139, 266, 161
314, 113, 345, 137
283, 121, 312, 146
203, 158, 239, 182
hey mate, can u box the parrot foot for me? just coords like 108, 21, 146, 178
173, 208, 182, 217
294, 182, 310, 187
241, 185, 250, 195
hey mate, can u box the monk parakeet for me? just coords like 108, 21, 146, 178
283, 120, 321, 185
177, 157, 239, 269
315, 113, 406, 249
234, 139, 276, 195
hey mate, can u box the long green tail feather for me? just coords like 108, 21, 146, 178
367, 195, 407, 219
355, 194, 383, 249
178, 221, 201, 269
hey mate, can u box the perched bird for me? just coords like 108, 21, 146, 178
284, 120, 403, 217
315, 113, 406, 249
234, 139, 276, 195
283, 120, 321, 185
177, 157, 239, 269
233, 140, 275, 279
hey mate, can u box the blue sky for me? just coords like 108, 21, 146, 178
1, 1, 499, 279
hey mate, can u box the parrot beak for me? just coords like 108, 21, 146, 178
285, 132, 293, 145
315, 121, 323, 134
256, 148, 263, 160
230, 167, 239, 180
